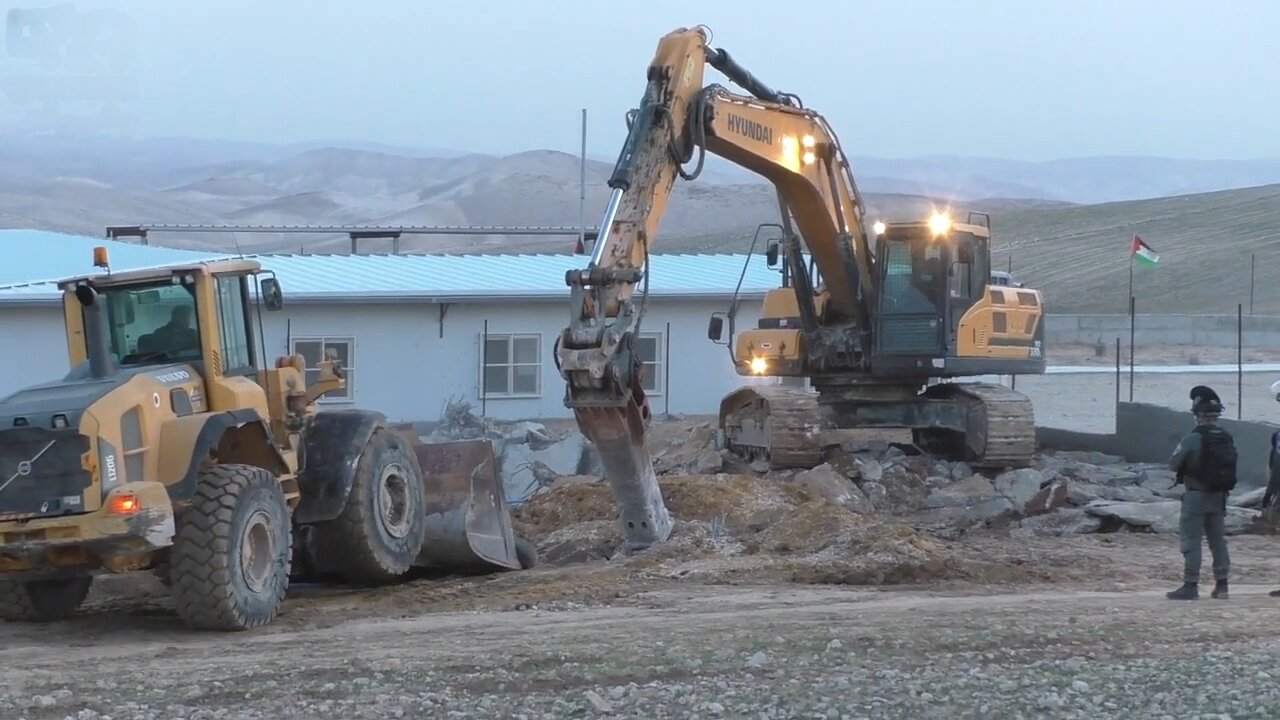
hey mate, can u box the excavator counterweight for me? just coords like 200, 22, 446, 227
559, 26, 1046, 550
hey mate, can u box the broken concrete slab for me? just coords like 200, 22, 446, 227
1014, 508, 1103, 537
1229, 486, 1267, 508
1065, 481, 1157, 506
1084, 500, 1262, 535
793, 464, 873, 513
923, 475, 998, 509
1023, 481, 1070, 517
500, 432, 590, 503
994, 468, 1045, 509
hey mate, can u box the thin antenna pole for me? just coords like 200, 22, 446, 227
579, 108, 587, 253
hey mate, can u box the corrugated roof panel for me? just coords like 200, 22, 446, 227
0, 243, 785, 302
0, 229, 228, 287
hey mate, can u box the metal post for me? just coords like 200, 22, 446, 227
1114, 337, 1121, 410
481, 318, 488, 419
1238, 303, 1243, 420
1249, 253, 1256, 315
579, 108, 587, 253
1128, 296, 1135, 402
664, 322, 671, 417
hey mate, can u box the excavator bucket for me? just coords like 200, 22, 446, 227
394, 426, 523, 572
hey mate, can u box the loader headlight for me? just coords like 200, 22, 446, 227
750, 357, 768, 374
872, 221, 886, 235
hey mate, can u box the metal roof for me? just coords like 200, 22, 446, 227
0, 229, 228, 288
0, 233, 782, 305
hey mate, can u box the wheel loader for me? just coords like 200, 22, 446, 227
0, 248, 532, 631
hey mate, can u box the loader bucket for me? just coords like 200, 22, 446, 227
394, 427, 523, 572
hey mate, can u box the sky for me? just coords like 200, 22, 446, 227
0, 0, 1275, 161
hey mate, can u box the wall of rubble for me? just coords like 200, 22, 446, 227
1045, 313, 1280, 347
1038, 401, 1280, 489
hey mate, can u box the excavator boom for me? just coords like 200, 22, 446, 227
556, 26, 880, 550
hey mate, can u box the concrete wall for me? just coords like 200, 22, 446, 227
1046, 313, 1280, 348
0, 306, 70, 397
1037, 402, 1279, 490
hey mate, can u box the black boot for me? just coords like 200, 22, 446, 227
1270, 588, 1280, 597
1167, 582, 1198, 600
1211, 580, 1228, 599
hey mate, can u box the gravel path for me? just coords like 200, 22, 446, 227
4, 576, 1280, 719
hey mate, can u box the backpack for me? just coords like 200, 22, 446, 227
1193, 424, 1237, 493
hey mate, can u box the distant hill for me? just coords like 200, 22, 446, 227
989, 183, 1280, 316
1, 135, 1279, 314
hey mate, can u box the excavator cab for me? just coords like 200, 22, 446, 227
870, 212, 1045, 378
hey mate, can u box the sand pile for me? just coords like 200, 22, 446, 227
512, 473, 952, 584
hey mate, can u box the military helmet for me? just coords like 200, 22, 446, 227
1190, 384, 1223, 417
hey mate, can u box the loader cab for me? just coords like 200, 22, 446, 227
871, 214, 990, 359
60, 252, 285, 412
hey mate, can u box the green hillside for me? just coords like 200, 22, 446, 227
991, 183, 1280, 314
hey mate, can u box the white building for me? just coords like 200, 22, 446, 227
0, 230, 780, 423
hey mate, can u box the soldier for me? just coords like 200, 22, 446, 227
1267, 380, 1280, 597
1166, 385, 1237, 600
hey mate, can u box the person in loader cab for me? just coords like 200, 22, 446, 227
1166, 385, 1236, 600
152, 305, 198, 355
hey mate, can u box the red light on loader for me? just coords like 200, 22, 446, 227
107, 494, 140, 515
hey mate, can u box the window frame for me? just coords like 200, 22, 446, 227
480, 332, 542, 399
634, 331, 664, 396
214, 273, 259, 377
290, 335, 356, 404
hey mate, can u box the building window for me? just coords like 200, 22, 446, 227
292, 336, 355, 402
635, 332, 664, 394
482, 333, 540, 397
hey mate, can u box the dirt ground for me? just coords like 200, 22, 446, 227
3, 533, 1280, 719
5, 361, 1280, 718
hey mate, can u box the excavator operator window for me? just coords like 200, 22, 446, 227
879, 238, 942, 316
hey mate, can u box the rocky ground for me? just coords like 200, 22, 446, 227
2, 414, 1280, 719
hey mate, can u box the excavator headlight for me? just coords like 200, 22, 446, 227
929, 213, 952, 236
872, 221, 886, 235
802, 151, 815, 165
749, 357, 768, 375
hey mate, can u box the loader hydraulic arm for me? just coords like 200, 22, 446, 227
556, 26, 878, 550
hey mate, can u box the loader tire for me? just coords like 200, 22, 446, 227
310, 427, 426, 585
515, 536, 539, 570
0, 576, 92, 622
170, 464, 292, 631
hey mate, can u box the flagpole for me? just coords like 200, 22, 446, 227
1127, 234, 1135, 403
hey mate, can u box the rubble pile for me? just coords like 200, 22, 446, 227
422, 398, 600, 503
638, 420, 1272, 538
512, 472, 951, 581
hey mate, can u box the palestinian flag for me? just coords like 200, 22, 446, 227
1131, 234, 1159, 267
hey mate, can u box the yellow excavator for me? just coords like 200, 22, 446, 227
556, 25, 1046, 550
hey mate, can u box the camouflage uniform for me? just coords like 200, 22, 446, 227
1166, 414, 1231, 600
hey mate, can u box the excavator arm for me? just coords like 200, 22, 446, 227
556, 26, 877, 549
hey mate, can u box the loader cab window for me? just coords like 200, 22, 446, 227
878, 237, 943, 316
102, 279, 202, 366
215, 274, 256, 375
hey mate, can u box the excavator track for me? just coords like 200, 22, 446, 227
718, 384, 829, 470
916, 382, 1037, 470
719, 381, 1037, 471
